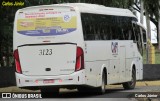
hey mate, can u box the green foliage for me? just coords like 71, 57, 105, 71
142, 0, 160, 50
0, 1, 25, 66
58, 0, 134, 9
143, 49, 160, 64
143, 0, 159, 21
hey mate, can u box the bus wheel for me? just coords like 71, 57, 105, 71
123, 68, 136, 90
97, 71, 106, 94
41, 87, 59, 98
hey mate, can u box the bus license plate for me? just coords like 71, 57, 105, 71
43, 79, 54, 84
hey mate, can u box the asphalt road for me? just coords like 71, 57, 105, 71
53, 86, 160, 98
1, 85, 160, 101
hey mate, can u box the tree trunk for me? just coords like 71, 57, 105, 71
140, 0, 144, 24
6, 46, 9, 67
146, 12, 151, 40
140, 0, 144, 50
158, 24, 160, 49
146, 11, 151, 64
158, 0, 160, 50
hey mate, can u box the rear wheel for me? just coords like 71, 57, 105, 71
97, 71, 106, 94
123, 68, 136, 90
41, 87, 59, 98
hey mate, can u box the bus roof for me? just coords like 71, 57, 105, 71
62, 3, 137, 18
137, 22, 146, 30
19, 3, 137, 19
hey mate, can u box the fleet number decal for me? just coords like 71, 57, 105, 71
39, 49, 52, 55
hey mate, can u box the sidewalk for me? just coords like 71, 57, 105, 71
136, 80, 160, 86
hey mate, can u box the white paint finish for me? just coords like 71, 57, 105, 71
84, 41, 142, 86
119, 46, 126, 82
13, 3, 143, 89
18, 44, 77, 76
15, 70, 85, 87
13, 6, 84, 50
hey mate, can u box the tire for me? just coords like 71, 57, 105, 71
41, 87, 59, 98
123, 68, 136, 90
97, 71, 106, 94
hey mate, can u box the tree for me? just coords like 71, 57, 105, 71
140, 0, 144, 24
133, 0, 160, 50
0, 0, 28, 66
158, 0, 160, 50
0, 5, 19, 66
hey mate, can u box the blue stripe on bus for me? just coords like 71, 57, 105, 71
17, 28, 76, 36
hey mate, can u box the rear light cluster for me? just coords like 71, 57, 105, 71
13, 49, 22, 73
75, 47, 84, 71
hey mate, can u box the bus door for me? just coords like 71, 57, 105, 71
110, 41, 119, 83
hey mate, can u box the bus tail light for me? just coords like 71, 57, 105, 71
13, 49, 22, 74
75, 47, 84, 71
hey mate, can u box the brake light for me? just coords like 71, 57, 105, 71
13, 49, 22, 73
75, 47, 84, 71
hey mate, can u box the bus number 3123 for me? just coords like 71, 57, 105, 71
39, 49, 52, 55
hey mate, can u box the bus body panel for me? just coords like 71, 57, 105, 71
18, 44, 77, 76
13, 5, 84, 49
14, 5, 85, 87
84, 40, 142, 87
15, 70, 85, 87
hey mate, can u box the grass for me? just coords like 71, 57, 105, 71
143, 48, 160, 64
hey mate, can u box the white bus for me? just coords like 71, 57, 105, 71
13, 3, 143, 96
137, 22, 147, 46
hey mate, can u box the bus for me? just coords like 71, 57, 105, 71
13, 3, 143, 96
137, 22, 147, 47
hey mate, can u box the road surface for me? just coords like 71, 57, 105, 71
0, 85, 160, 101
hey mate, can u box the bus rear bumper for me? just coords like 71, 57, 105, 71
15, 70, 85, 88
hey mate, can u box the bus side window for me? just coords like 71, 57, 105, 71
128, 30, 132, 40
131, 23, 137, 42
142, 29, 147, 43
82, 13, 93, 40
134, 24, 143, 55
81, 13, 87, 40
81, 13, 138, 41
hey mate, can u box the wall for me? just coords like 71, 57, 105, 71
143, 64, 160, 80
0, 64, 159, 87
